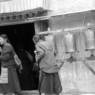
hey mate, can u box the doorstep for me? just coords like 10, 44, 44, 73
21, 90, 39, 95
21, 90, 95, 95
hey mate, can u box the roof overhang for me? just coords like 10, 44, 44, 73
0, 7, 48, 26
0, 8, 95, 27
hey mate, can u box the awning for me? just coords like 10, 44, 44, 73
46, 0, 95, 15
0, 7, 48, 26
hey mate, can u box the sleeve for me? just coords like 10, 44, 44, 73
35, 42, 45, 62
0, 44, 13, 61
26, 51, 33, 63
36, 44, 44, 54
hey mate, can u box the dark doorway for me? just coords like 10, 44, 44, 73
0, 23, 39, 90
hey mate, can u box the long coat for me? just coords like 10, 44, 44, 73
0, 43, 21, 93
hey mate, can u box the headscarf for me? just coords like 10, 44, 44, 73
0, 37, 5, 45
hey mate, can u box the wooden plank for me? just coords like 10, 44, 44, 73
0, 15, 50, 26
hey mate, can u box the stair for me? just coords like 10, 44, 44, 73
21, 90, 39, 95
21, 90, 95, 95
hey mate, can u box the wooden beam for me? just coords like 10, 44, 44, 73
0, 15, 50, 26
0, 7, 48, 26
0, 9, 93, 26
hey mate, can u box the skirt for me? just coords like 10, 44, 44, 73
0, 67, 21, 93
39, 71, 62, 94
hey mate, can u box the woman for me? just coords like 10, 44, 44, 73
35, 33, 62, 95
0, 35, 21, 95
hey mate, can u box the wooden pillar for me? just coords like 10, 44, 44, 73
34, 19, 50, 34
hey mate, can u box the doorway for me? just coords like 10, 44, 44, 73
0, 23, 39, 90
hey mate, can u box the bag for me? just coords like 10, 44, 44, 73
14, 54, 23, 71
14, 54, 21, 65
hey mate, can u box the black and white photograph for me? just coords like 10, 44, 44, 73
0, 0, 95, 95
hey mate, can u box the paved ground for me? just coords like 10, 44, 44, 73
21, 90, 95, 95
21, 90, 39, 95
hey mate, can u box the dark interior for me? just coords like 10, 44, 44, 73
0, 23, 39, 90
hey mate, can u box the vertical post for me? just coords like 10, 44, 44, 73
34, 21, 40, 34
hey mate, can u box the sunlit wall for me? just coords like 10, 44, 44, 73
0, 0, 94, 14
0, 0, 44, 13
44, 0, 95, 15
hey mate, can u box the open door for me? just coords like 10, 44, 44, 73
0, 23, 39, 90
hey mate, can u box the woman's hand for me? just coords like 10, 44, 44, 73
33, 62, 39, 71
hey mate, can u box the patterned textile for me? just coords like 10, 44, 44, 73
0, 67, 8, 84
39, 71, 62, 94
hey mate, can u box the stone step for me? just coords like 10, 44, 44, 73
21, 90, 39, 95
21, 90, 95, 95
0, 90, 93, 95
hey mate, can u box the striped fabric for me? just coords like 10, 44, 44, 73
0, 0, 44, 13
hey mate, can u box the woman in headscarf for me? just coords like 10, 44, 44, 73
35, 33, 62, 95
0, 34, 21, 95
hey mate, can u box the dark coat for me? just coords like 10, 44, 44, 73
0, 43, 21, 93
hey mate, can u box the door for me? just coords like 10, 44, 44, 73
0, 23, 39, 90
